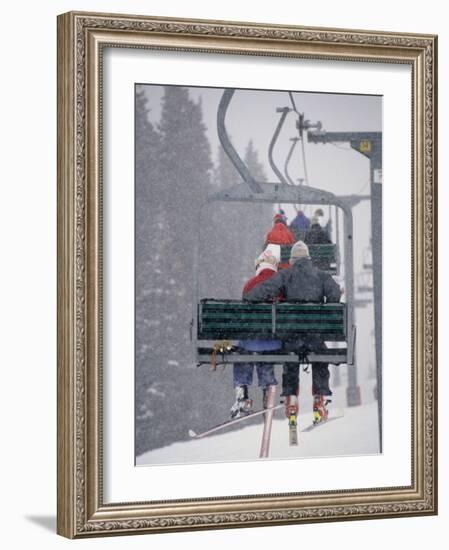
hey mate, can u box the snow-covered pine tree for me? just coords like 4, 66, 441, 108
135, 86, 171, 454
158, 87, 212, 243
136, 86, 235, 454
200, 144, 243, 298
203, 137, 273, 300
135, 87, 274, 456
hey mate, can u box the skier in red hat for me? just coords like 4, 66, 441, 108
265, 213, 295, 270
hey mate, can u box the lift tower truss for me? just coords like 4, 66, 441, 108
308, 129, 382, 446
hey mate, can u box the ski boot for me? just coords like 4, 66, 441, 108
283, 395, 299, 446
284, 394, 299, 417
230, 385, 253, 419
313, 394, 331, 425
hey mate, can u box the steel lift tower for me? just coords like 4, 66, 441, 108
307, 127, 382, 445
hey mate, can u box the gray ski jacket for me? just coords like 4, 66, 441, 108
243, 257, 341, 304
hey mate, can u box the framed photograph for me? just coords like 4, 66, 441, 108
57, 11, 437, 538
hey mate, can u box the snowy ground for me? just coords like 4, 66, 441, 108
137, 397, 380, 466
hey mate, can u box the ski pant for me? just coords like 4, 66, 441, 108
233, 361, 278, 388
280, 339, 332, 396
281, 363, 331, 396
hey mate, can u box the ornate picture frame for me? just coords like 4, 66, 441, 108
57, 11, 437, 538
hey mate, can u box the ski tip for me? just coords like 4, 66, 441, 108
188, 429, 197, 438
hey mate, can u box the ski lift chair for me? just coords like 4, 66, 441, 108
192, 88, 356, 370
196, 300, 350, 366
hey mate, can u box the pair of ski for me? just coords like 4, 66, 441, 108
188, 402, 283, 439
188, 387, 279, 457
189, 402, 343, 442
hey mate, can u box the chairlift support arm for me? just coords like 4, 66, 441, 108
195, 91, 358, 374
308, 128, 382, 446
284, 138, 299, 186
201, 183, 357, 366
217, 89, 262, 194
268, 107, 290, 185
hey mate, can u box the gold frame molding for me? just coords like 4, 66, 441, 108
57, 11, 438, 538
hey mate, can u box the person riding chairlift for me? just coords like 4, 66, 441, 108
289, 209, 310, 241
265, 213, 295, 270
230, 244, 283, 419
304, 215, 332, 246
243, 240, 341, 425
